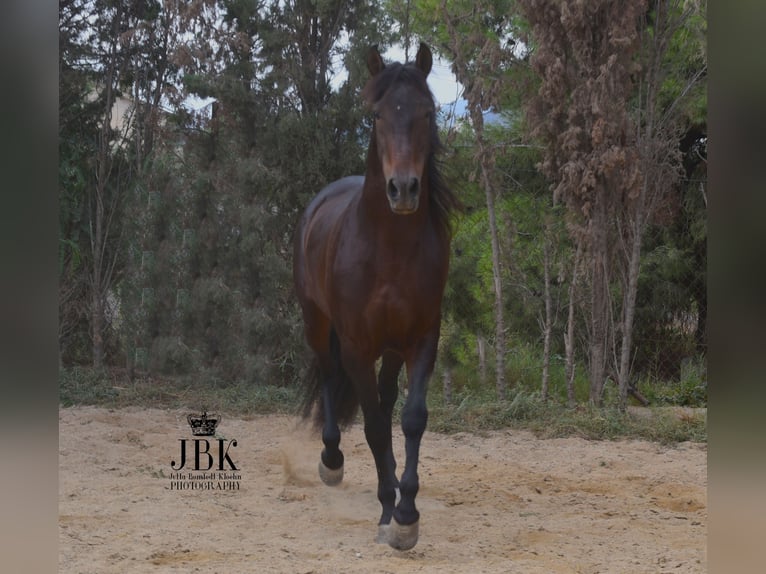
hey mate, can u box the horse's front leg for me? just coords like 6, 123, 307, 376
389, 325, 439, 551
374, 350, 403, 540
342, 347, 399, 542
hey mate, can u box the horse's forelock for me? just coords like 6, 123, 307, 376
362, 62, 433, 107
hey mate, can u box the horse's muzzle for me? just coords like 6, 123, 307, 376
387, 176, 420, 214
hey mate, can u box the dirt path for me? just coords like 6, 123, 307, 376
59, 406, 706, 573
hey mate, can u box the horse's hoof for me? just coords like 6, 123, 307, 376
318, 460, 343, 486
375, 523, 390, 544
387, 518, 419, 551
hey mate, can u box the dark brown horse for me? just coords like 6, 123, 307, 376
293, 43, 460, 550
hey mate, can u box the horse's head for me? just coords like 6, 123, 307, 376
363, 43, 436, 215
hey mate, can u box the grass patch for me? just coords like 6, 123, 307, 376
60, 367, 706, 444
60, 366, 300, 416
425, 385, 706, 444
636, 357, 707, 407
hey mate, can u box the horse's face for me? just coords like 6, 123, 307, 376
366, 44, 435, 215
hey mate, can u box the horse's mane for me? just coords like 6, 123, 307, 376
362, 62, 463, 238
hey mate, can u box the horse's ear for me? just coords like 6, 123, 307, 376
415, 42, 432, 77
367, 45, 385, 77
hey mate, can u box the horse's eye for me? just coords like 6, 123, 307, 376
373, 111, 381, 121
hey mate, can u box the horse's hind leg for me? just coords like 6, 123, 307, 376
318, 387, 344, 486
317, 328, 345, 486
302, 302, 346, 486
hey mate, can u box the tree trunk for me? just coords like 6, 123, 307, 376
438, 0, 509, 400
589, 186, 609, 406
469, 108, 506, 400
90, 152, 106, 370
90, 19, 116, 370
485, 181, 506, 401
476, 335, 487, 385
540, 230, 552, 401
91, 288, 104, 369
564, 242, 582, 408
617, 216, 643, 411
443, 366, 453, 405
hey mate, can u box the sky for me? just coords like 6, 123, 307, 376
184, 44, 465, 116
380, 45, 464, 107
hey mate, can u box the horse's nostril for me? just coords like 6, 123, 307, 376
408, 177, 419, 196
387, 179, 399, 199
388, 177, 419, 201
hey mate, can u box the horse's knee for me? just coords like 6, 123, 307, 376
363, 412, 391, 451
401, 403, 428, 438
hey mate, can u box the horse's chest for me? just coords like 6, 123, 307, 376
362, 264, 443, 344
330, 228, 447, 349
370, 283, 418, 321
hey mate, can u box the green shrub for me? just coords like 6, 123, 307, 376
60, 365, 705, 444
637, 357, 707, 407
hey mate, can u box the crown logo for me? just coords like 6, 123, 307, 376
186, 411, 221, 436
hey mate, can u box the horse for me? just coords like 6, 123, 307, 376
292, 43, 460, 551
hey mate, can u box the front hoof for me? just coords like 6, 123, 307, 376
387, 518, 419, 551
318, 460, 343, 486
375, 523, 390, 544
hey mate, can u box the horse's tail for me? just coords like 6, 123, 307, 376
300, 328, 359, 429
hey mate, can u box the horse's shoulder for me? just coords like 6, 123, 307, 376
318, 176, 364, 202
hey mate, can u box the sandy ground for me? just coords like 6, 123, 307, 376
59, 406, 706, 573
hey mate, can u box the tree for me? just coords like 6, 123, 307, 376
60, 0, 100, 364
409, 0, 522, 399
59, 0, 139, 368
124, 0, 395, 384
520, 0, 646, 405
59, 0, 182, 367
520, 0, 706, 407
613, 0, 706, 408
